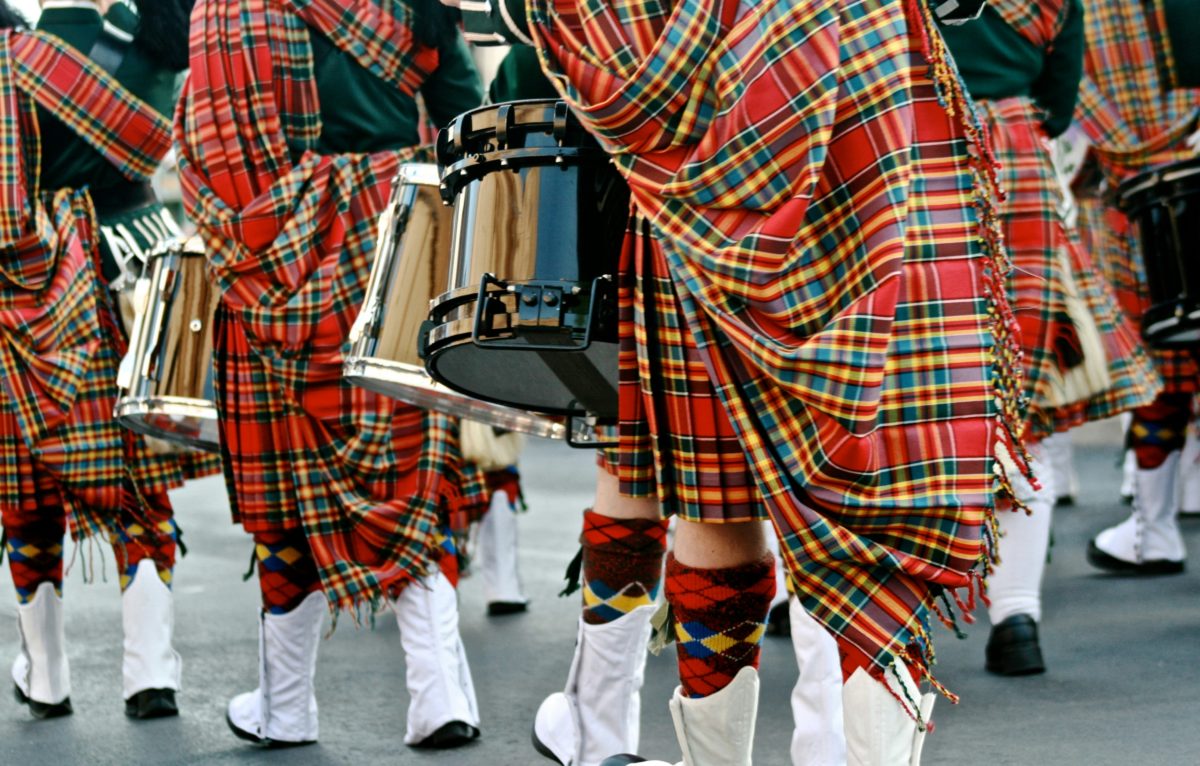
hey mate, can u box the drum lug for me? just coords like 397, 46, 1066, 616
565, 414, 617, 449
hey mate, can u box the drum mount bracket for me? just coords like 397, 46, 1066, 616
471, 272, 613, 351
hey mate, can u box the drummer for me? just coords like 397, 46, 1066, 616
176, 0, 492, 750
938, 0, 1160, 675
451, 1, 1030, 764
1073, 0, 1200, 576
0, 0, 214, 721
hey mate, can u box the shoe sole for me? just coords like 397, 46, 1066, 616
13, 684, 72, 719
125, 689, 179, 720
985, 653, 1046, 676
225, 712, 315, 748
1086, 541, 1185, 575
410, 721, 479, 749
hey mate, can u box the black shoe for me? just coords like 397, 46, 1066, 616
1086, 540, 1185, 575
985, 614, 1045, 676
1120, 493, 1134, 506
600, 757, 650, 765
1056, 495, 1076, 507
125, 689, 178, 719
411, 720, 479, 749
13, 684, 72, 719
487, 601, 528, 616
225, 711, 316, 748
765, 601, 791, 638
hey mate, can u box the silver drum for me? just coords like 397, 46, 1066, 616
345, 163, 567, 440
115, 235, 220, 452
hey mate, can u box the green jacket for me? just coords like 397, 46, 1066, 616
309, 27, 482, 155
938, 0, 1084, 137
489, 46, 558, 103
36, 2, 178, 197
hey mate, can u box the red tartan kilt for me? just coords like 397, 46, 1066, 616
1077, 194, 1199, 395
599, 221, 762, 524
212, 305, 488, 533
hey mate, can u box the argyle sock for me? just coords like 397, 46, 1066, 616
254, 530, 321, 614
666, 551, 775, 698
1130, 394, 1192, 469
581, 510, 668, 625
6, 515, 66, 604
111, 488, 177, 591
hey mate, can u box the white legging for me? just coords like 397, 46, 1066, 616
988, 448, 1054, 624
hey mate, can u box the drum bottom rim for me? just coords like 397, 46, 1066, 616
343, 356, 567, 441
114, 397, 221, 453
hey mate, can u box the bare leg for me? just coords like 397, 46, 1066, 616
594, 468, 659, 521
673, 517, 766, 568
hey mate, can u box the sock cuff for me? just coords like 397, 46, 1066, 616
581, 509, 669, 554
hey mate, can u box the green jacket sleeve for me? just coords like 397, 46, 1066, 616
1163, 0, 1200, 88
1032, 0, 1084, 138
489, 46, 559, 102
421, 34, 485, 127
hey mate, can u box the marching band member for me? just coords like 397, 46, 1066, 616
176, 0, 489, 749
449, 0, 1027, 763
1073, 0, 1200, 576
939, 0, 1159, 675
0, 0, 211, 721
460, 421, 529, 615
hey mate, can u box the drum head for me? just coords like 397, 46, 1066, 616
1117, 156, 1200, 213
427, 341, 618, 418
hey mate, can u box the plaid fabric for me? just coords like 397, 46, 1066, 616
177, 1, 487, 613
989, 0, 1071, 47
531, 0, 1027, 680
0, 32, 203, 550
1073, 3, 1200, 395
979, 98, 1158, 439
1075, 0, 1199, 183
1076, 191, 1200, 393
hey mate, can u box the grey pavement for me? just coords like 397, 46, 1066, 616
2, 419, 1198, 765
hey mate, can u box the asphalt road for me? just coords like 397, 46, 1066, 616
2, 419, 1198, 765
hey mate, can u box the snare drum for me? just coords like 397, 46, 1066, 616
423, 100, 629, 419
115, 236, 220, 452
1118, 156, 1200, 348
344, 163, 567, 440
